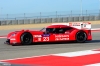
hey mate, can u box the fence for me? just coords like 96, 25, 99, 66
0, 15, 100, 26
0, 10, 100, 26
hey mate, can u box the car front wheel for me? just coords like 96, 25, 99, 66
20, 32, 33, 45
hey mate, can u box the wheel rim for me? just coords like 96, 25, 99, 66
23, 34, 31, 43
77, 32, 86, 41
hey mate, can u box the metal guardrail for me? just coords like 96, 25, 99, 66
0, 10, 100, 26
0, 15, 100, 26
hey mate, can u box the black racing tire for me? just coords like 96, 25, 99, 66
20, 32, 33, 45
76, 31, 87, 43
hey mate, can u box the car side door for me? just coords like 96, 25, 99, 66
52, 28, 70, 41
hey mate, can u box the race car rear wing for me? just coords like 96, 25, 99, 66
51, 22, 91, 29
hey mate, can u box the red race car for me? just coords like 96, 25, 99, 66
5, 22, 92, 46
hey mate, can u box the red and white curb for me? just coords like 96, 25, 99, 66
0, 36, 7, 38
0, 49, 100, 66
91, 28, 100, 31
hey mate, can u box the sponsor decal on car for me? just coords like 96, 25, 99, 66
69, 22, 80, 26
42, 34, 50, 37
10, 38, 16, 40
34, 35, 42, 37
38, 38, 41, 41
55, 38, 69, 40
55, 35, 69, 37
43, 37, 49, 41
55, 35, 69, 40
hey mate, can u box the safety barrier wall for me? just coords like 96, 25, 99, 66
0, 15, 100, 26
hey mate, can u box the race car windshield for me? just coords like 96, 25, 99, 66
40, 28, 56, 33
40, 28, 46, 31
40, 28, 65, 33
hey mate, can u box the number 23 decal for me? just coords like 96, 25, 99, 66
43, 37, 49, 41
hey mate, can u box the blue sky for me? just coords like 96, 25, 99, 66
0, 0, 99, 14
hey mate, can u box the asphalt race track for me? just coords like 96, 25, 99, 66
0, 25, 100, 60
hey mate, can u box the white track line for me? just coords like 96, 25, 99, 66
52, 50, 100, 57
85, 63, 100, 66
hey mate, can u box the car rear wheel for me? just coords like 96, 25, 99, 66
76, 31, 87, 43
20, 32, 33, 45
